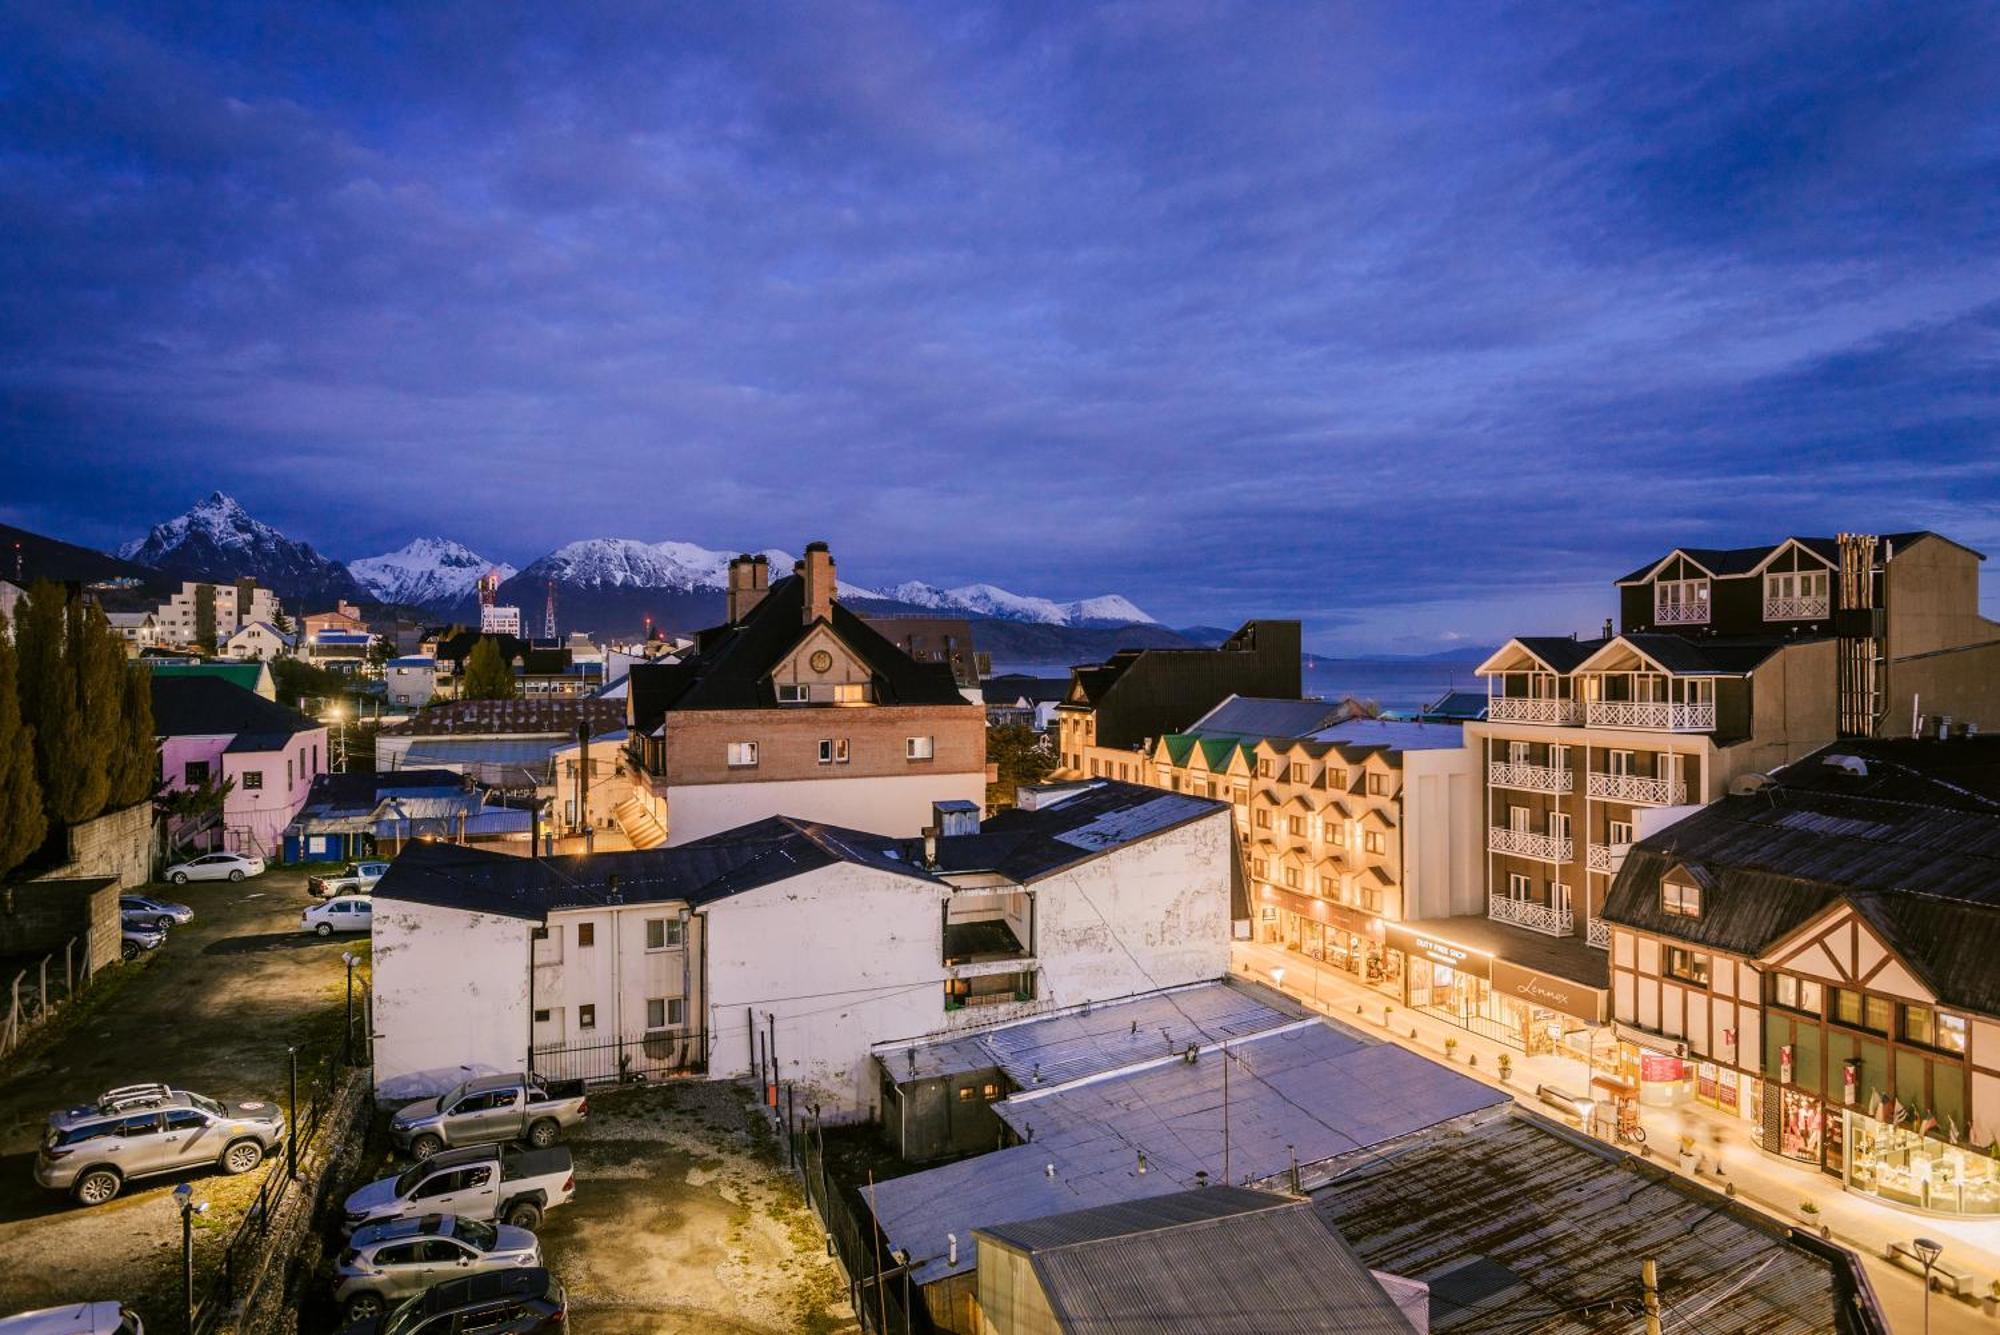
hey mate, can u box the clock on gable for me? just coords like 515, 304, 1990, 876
809, 649, 834, 673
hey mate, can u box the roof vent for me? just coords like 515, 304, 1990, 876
1821, 754, 1868, 777
1936, 715, 1955, 740
1728, 772, 1774, 796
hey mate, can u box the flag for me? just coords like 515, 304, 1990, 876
1868, 1089, 1885, 1122
1918, 1112, 1938, 1139
1947, 1116, 1960, 1145
1893, 1098, 1908, 1126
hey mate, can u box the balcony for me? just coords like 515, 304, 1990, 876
1654, 602, 1710, 626
1586, 843, 1625, 874
1586, 771, 1687, 805
1488, 761, 1574, 794
1764, 595, 1830, 621
1489, 894, 1574, 937
1586, 700, 1715, 732
1489, 697, 1582, 726
1487, 827, 1573, 864
1586, 917, 1611, 949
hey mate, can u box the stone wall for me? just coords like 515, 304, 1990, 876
0, 878, 119, 974
33, 800, 157, 891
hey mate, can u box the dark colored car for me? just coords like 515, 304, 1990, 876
335, 1267, 564, 1335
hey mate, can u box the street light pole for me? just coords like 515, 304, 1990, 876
341, 952, 358, 1065
287, 1045, 299, 1182
174, 1182, 206, 1332
1915, 1237, 1943, 1335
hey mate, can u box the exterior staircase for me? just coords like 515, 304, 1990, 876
613, 796, 668, 850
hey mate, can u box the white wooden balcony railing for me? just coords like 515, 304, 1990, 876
1586, 917, 1611, 949
1487, 827, 1573, 863
1586, 700, 1716, 732
1489, 894, 1574, 937
1764, 595, 1830, 620
1488, 761, 1574, 793
1488, 697, 1582, 726
1586, 771, 1687, 805
1654, 602, 1710, 625
1586, 843, 1626, 874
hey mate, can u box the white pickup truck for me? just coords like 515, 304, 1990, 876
342, 1144, 575, 1232
307, 861, 391, 899
388, 1073, 588, 1160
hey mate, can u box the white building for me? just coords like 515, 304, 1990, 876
480, 603, 522, 636
154, 580, 283, 647
370, 781, 1236, 1110
224, 620, 295, 662
104, 609, 166, 648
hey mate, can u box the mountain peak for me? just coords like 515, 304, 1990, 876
120, 495, 364, 604
349, 538, 516, 606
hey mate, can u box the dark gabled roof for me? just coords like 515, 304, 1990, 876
1611, 632, 1792, 676
1185, 695, 1352, 741
626, 575, 966, 729
979, 1188, 1413, 1335
378, 699, 625, 738
301, 769, 470, 816
981, 673, 1069, 706
150, 674, 316, 741
932, 781, 1228, 883
1420, 689, 1488, 721
1614, 532, 1951, 584
1509, 636, 1604, 673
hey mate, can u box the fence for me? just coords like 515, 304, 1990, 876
529, 1029, 708, 1085
793, 1104, 928, 1335
190, 1045, 357, 1335
0, 935, 95, 1061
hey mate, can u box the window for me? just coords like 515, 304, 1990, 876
1832, 988, 1892, 1034
240, 770, 263, 790
831, 682, 866, 704
287, 758, 294, 786
1366, 772, 1391, 796
1773, 975, 1822, 1015
982, 1082, 1000, 1099
1284, 865, 1301, 889
1507, 740, 1530, 765
1288, 814, 1306, 837
1506, 873, 1531, 901
165, 1109, 208, 1131
534, 1009, 552, 1024
578, 1005, 597, 1031
1254, 809, 1272, 830
1329, 824, 1344, 847
727, 741, 759, 768
1547, 811, 1571, 840
1508, 805, 1530, 833
1361, 887, 1382, 913
1290, 762, 1309, 784
1662, 881, 1701, 918
183, 760, 210, 786
957, 1086, 975, 1102
1608, 819, 1633, 846
666, 997, 685, 1026
646, 998, 667, 1029
646, 918, 684, 950
777, 683, 808, 704
817, 738, 850, 765
1363, 831, 1386, 855
1664, 947, 1709, 986
1903, 1006, 1966, 1053
577, 923, 595, 948
1325, 768, 1347, 790
1655, 577, 1711, 621
1607, 749, 1634, 776
906, 735, 935, 761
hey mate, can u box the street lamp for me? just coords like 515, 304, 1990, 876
1914, 1237, 1943, 1335
342, 951, 360, 1065
174, 1182, 208, 1331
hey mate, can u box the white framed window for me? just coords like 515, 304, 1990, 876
817, 738, 850, 765
1655, 577, 1711, 622
727, 741, 759, 768
645, 918, 685, 950
777, 683, 808, 704
1607, 749, 1634, 776
1608, 818, 1633, 846
1508, 804, 1531, 833
1506, 872, 1531, 901
831, 683, 866, 704
1551, 879, 1571, 913
1663, 881, 1702, 918
1507, 740, 1530, 765
1546, 810, 1571, 840
906, 736, 935, 761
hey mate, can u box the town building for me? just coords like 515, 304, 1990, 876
374, 697, 625, 788
103, 609, 166, 650
1602, 737, 2000, 1219
621, 545, 986, 845
223, 620, 294, 662
1414, 531, 2000, 1065
424, 630, 603, 699
300, 630, 374, 673
283, 768, 488, 862
302, 600, 369, 638
382, 655, 437, 709
150, 674, 327, 859
153, 579, 283, 648
1054, 620, 1301, 783
981, 673, 1068, 731
863, 615, 988, 694
148, 659, 277, 701
368, 781, 1235, 1110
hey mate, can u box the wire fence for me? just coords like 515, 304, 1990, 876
0, 935, 95, 1062
529, 1029, 708, 1085
792, 1102, 929, 1335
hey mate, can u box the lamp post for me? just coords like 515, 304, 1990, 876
341, 951, 359, 1065
286, 1045, 299, 1182
1914, 1237, 1943, 1335
174, 1182, 207, 1332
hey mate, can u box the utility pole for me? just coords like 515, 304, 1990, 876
1221, 1043, 1231, 1186
1641, 1258, 1662, 1335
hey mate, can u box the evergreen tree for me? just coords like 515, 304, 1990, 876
461, 637, 517, 700
15, 582, 92, 824
0, 608, 49, 877
986, 722, 1056, 808
67, 599, 119, 821
107, 659, 157, 809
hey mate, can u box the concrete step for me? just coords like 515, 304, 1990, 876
613, 796, 668, 850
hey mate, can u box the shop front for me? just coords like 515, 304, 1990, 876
1385, 924, 1606, 1056
1255, 884, 1399, 998
1842, 1112, 2000, 1217
1607, 1026, 1756, 1118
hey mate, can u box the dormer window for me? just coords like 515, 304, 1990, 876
1764, 569, 1830, 621
1662, 880, 1701, 918
1655, 578, 1710, 625
777, 683, 808, 704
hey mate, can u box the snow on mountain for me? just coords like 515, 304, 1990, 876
120, 492, 364, 603
348, 538, 515, 607
520, 539, 879, 598
885, 581, 1155, 627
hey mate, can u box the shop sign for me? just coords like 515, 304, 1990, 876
1491, 960, 1606, 1024
1843, 1058, 1860, 1106
1781, 1044, 1793, 1086
1640, 1049, 1685, 1083
1384, 926, 1489, 977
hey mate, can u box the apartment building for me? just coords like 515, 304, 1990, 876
1603, 738, 2000, 1221
1430, 531, 2000, 1061
153, 579, 282, 648
619, 545, 986, 844
1053, 620, 1301, 782
1146, 696, 1479, 983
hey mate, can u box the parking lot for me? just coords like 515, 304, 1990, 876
0, 864, 360, 1322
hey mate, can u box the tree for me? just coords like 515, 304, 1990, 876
106, 660, 157, 809
15, 582, 93, 824
0, 607, 48, 877
986, 722, 1055, 807
67, 599, 120, 820
461, 637, 517, 700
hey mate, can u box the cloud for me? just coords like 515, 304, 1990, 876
2, 1, 1997, 651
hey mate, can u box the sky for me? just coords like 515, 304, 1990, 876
3, 3, 1998, 654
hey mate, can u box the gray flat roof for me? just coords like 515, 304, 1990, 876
1306, 718, 1469, 752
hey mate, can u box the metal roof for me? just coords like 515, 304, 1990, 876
1187, 695, 1354, 741
1306, 719, 1467, 752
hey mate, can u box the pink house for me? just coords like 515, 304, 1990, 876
151, 674, 330, 859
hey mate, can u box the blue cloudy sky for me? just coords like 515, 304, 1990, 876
4, 3, 1997, 652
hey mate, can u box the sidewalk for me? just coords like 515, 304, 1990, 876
1234, 940, 2000, 1335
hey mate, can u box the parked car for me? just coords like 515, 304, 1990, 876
36, 1083, 286, 1205
335, 1267, 565, 1335
302, 896, 374, 937
0, 1304, 143, 1335
163, 851, 265, 884
119, 895, 193, 932
120, 926, 165, 962
390, 1074, 588, 1159
333, 1214, 541, 1322
309, 861, 392, 899
343, 1145, 574, 1232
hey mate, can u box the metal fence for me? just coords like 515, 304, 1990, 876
529, 1029, 708, 1085
0, 935, 94, 1061
793, 1106, 928, 1335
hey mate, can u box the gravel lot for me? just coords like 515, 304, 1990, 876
0, 865, 361, 1326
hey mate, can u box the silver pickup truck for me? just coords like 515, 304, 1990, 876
342, 1144, 575, 1232
389, 1074, 588, 1159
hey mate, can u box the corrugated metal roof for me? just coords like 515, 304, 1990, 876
978, 1184, 1287, 1251
1188, 695, 1354, 741
1306, 719, 1468, 752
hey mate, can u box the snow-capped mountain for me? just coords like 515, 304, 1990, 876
518, 539, 880, 599
885, 581, 1155, 628
349, 538, 516, 607
120, 492, 364, 603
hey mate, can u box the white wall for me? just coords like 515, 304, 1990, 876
1401, 741, 1481, 920
372, 897, 536, 1099
530, 905, 698, 1050
665, 770, 987, 844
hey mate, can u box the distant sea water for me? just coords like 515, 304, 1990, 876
988, 656, 1482, 717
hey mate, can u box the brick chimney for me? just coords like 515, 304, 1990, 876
726, 554, 770, 623
801, 541, 835, 625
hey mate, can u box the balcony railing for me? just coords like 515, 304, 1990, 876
1586, 843, 1625, 874
1586, 700, 1715, 732
1586, 917, 1611, 949
1489, 697, 1581, 726
1487, 827, 1573, 863
1654, 602, 1710, 625
1586, 771, 1687, 805
1488, 761, 1574, 793
1489, 894, 1574, 937
1764, 595, 1830, 621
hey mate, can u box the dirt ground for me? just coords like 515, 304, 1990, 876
0, 864, 363, 1324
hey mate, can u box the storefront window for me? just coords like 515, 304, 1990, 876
1845, 1112, 2000, 1216
1781, 1089, 1823, 1163
1773, 974, 1822, 1016
1832, 988, 1892, 1034
1900, 1005, 1968, 1055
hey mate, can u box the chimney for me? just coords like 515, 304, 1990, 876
726, 554, 770, 623
1602, 617, 1613, 640
801, 541, 835, 625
